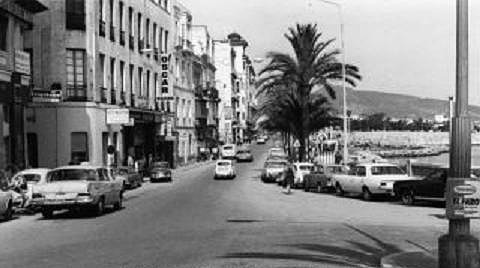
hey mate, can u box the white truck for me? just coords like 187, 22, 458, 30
332, 163, 410, 200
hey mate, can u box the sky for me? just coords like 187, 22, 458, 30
180, 0, 480, 106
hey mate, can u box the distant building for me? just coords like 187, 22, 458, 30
0, 0, 47, 169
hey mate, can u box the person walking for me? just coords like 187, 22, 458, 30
282, 164, 295, 194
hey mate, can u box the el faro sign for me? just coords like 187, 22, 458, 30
446, 178, 480, 219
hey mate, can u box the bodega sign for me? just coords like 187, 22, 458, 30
446, 178, 480, 219
160, 54, 169, 95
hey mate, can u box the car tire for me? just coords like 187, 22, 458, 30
41, 208, 53, 219
335, 183, 344, 196
362, 187, 373, 201
3, 201, 12, 221
114, 192, 123, 210
401, 190, 415, 206
94, 198, 105, 216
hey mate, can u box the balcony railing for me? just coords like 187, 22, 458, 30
110, 89, 116, 105
120, 30, 125, 46
65, 86, 87, 101
129, 35, 134, 50
100, 87, 108, 103
110, 25, 115, 42
99, 20, 106, 37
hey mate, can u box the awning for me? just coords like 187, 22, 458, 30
14, 0, 48, 13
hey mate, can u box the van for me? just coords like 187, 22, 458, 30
221, 144, 237, 159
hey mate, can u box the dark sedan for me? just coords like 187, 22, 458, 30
236, 149, 254, 162
149, 162, 172, 183
116, 167, 143, 189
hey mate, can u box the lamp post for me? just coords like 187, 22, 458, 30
439, 0, 479, 267
315, 0, 348, 165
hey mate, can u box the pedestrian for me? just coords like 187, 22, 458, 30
282, 164, 295, 194
335, 150, 342, 165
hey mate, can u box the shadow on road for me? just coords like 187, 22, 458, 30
36, 207, 122, 220
221, 224, 403, 267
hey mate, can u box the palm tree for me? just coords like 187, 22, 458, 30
256, 23, 361, 161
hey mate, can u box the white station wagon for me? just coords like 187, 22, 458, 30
31, 166, 124, 218
333, 163, 409, 200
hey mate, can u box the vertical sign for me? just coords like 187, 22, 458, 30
160, 54, 169, 95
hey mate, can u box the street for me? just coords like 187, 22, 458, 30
0, 143, 477, 268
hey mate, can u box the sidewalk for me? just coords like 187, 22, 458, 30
173, 159, 215, 173
381, 251, 436, 268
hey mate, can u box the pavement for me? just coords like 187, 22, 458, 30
1, 142, 480, 267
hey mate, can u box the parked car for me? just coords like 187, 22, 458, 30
115, 166, 143, 189
261, 160, 288, 183
221, 144, 237, 160
214, 160, 236, 180
268, 148, 285, 158
303, 164, 346, 192
31, 165, 124, 218
236, 148, 254, 162
256, 137, 266, 144
333, 163, 409, 200
11, 168, 50, 209
0, 188, 13, 221
292, 162, 314, 188
393, 163, 480, 206
149, 162, 172, 183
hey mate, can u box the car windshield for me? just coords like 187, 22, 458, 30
223, 146, 233, 150
327, 166, 344, 174
47, 169, 98, 182
217, 162, 231, 166
152, 162, 169, 169
18, 174, 42, 183
371, 166, 405, 175
238, 150, 250, 154
299, 165, 314, 171
267, 163, 285, 169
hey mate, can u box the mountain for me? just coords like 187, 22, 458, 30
323, 87, 480, 120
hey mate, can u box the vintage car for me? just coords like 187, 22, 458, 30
115, 166, 143, 189
261, 160, 288, 183
292, 162, 315, 188
393, 163, 480, 206
0, 187, 13, 221
11, 168, 50, 209
303, 164, 346, 192
31, 166, 124, 218
214, 160, 236, 180
236, 148, 254, 162
333, 163, 409, 200
149, 162, 172, 183
221, 144, 237, 160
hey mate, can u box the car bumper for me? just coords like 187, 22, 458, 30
374, 187, 395, 196
215, 173, 234, 179
31, 197, 96, 209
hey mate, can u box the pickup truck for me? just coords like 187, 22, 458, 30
393, 163, 480, 206
303, 164, 346, 192
333, 163, 410, 200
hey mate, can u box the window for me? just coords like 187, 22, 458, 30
137, 13, 142, 40
146, 18, 150, 47
356, 167, 367, 176
138, 67, 143, 96
153, 23, 157, 49
98, 169, 107, 181
129, 64, 134, 95
128, 7, 134, 35
164, 30, 168, 53
159, 27, 163, 53
66, 49, 86, 88
0, 14, 8, 50
71, 132, 88, 162
109, 0, 114, 23
146, 70, 150, 98
66, 0, 85, 30
99, 0, 104, 20
120, 61, 125, 93
119, 1, 124, 31
371, 166, 405, 175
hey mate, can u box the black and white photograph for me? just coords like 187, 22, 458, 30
0, 0, 480, 267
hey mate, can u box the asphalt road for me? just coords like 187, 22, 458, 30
2, 142, 480, 268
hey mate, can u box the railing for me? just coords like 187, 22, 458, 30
100, 87, 108, 103
99, 20, 106, 37
110, 24, 115, 42
65, 86, 87, 101
110, 89, 116, 104
120, 30, 125, 46
129, 35, 134, 50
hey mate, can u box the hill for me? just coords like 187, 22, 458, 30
324, 87, 480, 120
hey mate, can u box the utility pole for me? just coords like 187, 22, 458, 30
439, 0, 479, 267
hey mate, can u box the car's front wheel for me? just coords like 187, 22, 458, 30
114, 192, 123, 210
401, 190, 415, 206
41, 208, 53, 219
362, 187, 373, 201
335, 183, 344, 196
94, 198, 105, 216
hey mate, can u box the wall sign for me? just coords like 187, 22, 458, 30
160, 54, 169, 95
15, 50, 30, 75
106, 108, 130, 125
446, 178, 480, 219
32, 89, 62, 103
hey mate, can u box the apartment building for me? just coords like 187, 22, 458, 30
25, 0, 176, 168
192, 25, 219, 154
172, 1, 197, 164
0, 0, 47, 169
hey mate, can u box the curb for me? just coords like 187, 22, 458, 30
381, 251, 436, 268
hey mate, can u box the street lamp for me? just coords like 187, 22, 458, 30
314, 0, 348, 165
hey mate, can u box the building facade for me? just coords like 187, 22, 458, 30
0, 0, 47, 169
191, 25, 219, 155
172, 1, 197, 165
25, 0, 176, 168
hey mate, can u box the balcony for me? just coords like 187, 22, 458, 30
100, 87, 108, 103
129, 35, 134, 50
120, 30, 125, 46
65, 86, 87, 101
110, 25, 115, 42
138, 39, 145, 53
110, 89, 116, 105
99, 20, 106, 37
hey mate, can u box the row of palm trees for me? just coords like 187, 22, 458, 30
255, 23, 362, 161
